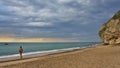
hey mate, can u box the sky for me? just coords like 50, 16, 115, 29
0, 0, 120, 42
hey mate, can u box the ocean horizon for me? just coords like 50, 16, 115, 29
0, 42, 101, 58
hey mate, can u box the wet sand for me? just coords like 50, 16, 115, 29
0, 45, 120, 68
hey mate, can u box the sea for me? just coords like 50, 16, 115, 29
0, 42, 101, 59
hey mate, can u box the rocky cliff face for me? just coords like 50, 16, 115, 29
99, 10, 120, 45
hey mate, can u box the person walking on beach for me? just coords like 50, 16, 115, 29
19, 46, 23, 59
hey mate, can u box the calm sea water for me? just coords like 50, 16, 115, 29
0, 42, 100, 58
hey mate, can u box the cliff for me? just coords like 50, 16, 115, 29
99, 10, 120, 45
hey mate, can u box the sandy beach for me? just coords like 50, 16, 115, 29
0, 45, 120, 68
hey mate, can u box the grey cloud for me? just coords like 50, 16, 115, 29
0, 0, 119, 41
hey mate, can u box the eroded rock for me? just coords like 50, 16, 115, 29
99, 10, 120, 45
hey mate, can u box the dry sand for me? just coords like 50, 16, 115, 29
0, 45, 120, 68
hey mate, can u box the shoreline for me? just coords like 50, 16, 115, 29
0, 44, 100, 62
1, 44, 120, 68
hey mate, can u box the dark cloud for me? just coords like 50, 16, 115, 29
0, 0, 120, 41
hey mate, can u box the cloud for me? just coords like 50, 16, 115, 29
26, 22, 53, 27
0, 0, 120, 42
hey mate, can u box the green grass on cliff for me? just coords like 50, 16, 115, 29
99, 24, 107, 36
112, 11, 120, 19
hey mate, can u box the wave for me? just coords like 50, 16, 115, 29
0, 44, 99, 59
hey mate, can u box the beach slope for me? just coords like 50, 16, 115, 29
1, 45, 120, 68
